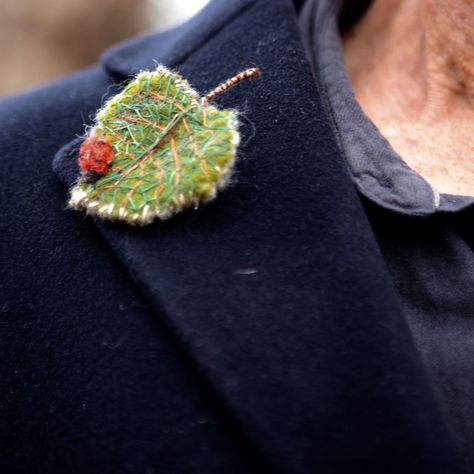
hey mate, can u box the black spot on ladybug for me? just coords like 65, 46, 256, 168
83, 170, 102, 184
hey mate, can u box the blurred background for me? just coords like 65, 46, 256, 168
0, 0, 209, 97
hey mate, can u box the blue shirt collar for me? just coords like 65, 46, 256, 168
299, 0, 474, 215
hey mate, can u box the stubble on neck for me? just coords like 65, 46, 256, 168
342, 0, 474, 196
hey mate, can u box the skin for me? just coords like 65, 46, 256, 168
342, 0, 474, 196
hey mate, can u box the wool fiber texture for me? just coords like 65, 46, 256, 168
69, 66, 239, 225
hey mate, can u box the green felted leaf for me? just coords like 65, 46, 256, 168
69, 65, 240, 225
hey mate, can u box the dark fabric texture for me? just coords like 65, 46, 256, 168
365, 201, 474, 474
299, 1, 474, 471
0, 0, 464, 473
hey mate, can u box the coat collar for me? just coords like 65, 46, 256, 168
100, 0, 256, 81
53, 0, 461, 471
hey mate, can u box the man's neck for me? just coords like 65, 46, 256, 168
342, 0, 474, 196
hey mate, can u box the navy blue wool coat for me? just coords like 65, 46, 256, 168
0, 0, 463, 472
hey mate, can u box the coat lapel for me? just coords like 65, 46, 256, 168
53, 0, 461, 471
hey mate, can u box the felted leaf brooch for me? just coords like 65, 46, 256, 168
68, 65, 260, 225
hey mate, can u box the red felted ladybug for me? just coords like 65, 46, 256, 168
79, 135, 114, 178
